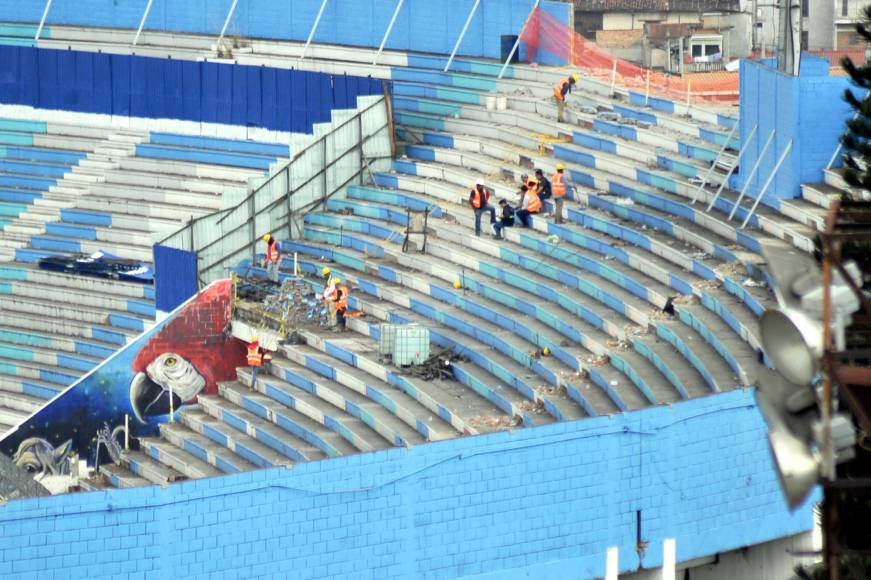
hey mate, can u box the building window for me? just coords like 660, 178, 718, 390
843, 0, 849, 17
802, 0, 809, 17
801, 31, 809, 49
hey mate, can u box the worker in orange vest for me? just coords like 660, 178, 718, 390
469, 180, 497, 237
551, 163, 569, 224
262, 233, 281, 282
331, 281, 349, 332
246, 337, 271, 386
553, 73, 579, 123
516, 184, 541, 228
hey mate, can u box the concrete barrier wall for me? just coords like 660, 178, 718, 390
736, 56, 856, 206
0, 388, 815, 579
0, 0, 570, 62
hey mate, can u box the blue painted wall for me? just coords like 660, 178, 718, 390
153, 244, 198, 314
736, 56, 857, 206
0, 389, 815, 579
0, 0, 570, 62
0, 45, 383, 133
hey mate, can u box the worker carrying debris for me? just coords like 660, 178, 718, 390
553, 73, 579, 123
246, 337, 271, 386
330, 279, 349, 332
262, 233, 282, 282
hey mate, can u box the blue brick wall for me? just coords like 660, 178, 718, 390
1, 0, 569, 61
736, 56, 857, 206
0, 389, 815, 580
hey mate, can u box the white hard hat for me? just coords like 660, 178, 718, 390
476, 179, 484, 186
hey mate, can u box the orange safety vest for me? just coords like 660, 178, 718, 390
552, 171, 566, 197
247, 343, 264, 367
527, 190, 542, 213
336, 287, 349, 311
553, 79, 569, 102
470, 187, 488, 209
266, 239, 280, 263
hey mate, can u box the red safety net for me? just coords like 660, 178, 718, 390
520, 8, 739, 104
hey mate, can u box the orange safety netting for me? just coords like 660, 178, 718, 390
520, 8, 739, 104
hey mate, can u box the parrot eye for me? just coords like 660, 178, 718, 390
165, 357, 177, 367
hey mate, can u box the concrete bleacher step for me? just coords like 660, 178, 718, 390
180, 408, 295, 468
197, 393, 327, 463
0, 339, 99, 373
217, 380, 358, 458
0, 406, 27, 431
159, 421, 259, 474
139, 436, 224, 480
236, 366, 392, 453
0, 354, 80, 387
263, 355, 429, 447
0, 390, 46, 414
122, 449, 186, 485
278, 338, 506, 436
0, 312, 129, 347
96, 463, 151, 489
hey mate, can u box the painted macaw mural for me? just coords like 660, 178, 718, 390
0, 280, 247, 468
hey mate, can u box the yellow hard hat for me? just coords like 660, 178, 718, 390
251, 336, 259, 343
333, 278, 341, 285
263, 233, 271, 241
542, 347, 551, 356
322, 267, 331, 277
453, 280, 462, 289
555, 163, 564, 171
572, 73, 580, 82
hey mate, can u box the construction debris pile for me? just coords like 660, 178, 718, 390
402, 348, 466, 381
234, 276, 330, 335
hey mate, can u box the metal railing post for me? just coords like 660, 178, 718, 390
444, 0, 481, 72
132, 0, 154, 46
727, 129, 776, 221
498, 0, 541, 80
35, 0, 53, 41
373, 0, 405, 66
216, 0, 239, 52
741, 140, 793, 228
706, 124, 757, 212
300, 0, 329, 61
691, 122, 739, 204
826, 142, 843, 171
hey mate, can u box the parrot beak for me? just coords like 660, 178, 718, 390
130, 371, 183, 423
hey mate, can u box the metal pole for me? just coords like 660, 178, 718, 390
216, 0, 239, 52
125, 414, 129, 451
373, 0, 405, 66
132, 0, 154, 46
741, 140, 792, 228
605, 547, 618, 580
706, 124, 757, 211
35, 0, 53, 41
498, 0, 542, 79
662, 538, 676, 580
826, 142, 843, 171
300, 0, 329, 61
444, 0, 481, 72
610, 59, 618, 94
645, 69, 650, 105
691, 122, 739, 203
727, 129, 775, 221
169, 383, 174, 423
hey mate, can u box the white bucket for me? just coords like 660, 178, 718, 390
484, 94, 497, 110
496, 95, 508, 110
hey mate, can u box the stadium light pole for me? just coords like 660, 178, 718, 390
444, 0, 481, 72
373, 0, 405, 66
217, 0, 239, 53
35, 0, 53, 41
132, 0, 155, 46
498, 0, 541, 79
300, 0, 329, 61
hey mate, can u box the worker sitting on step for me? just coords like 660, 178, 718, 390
262, 233, 282, 282
469, 180, 497, 237
516, 184, 541, 228
534, 168, 552, 215
246, 337, 271, 386
493, 199, 516, 240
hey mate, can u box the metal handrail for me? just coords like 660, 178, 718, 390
691, 122, 738, 204
706, 124, 757, 212
727, 129, 775, 221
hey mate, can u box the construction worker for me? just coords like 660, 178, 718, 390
492, 199, 516, 240
552, 163, 569, 224
262, 233, 281, 282
521, 173, 538, 193
246, 337, 271, 386
469, 180, 496, 237
321, 269, 338, 326
553, 73, 579, 123
534, 168, 552, 214
516, 184, 541, 228
332, 280, 349, 332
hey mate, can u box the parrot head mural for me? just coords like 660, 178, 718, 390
1, 280, 248, 464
